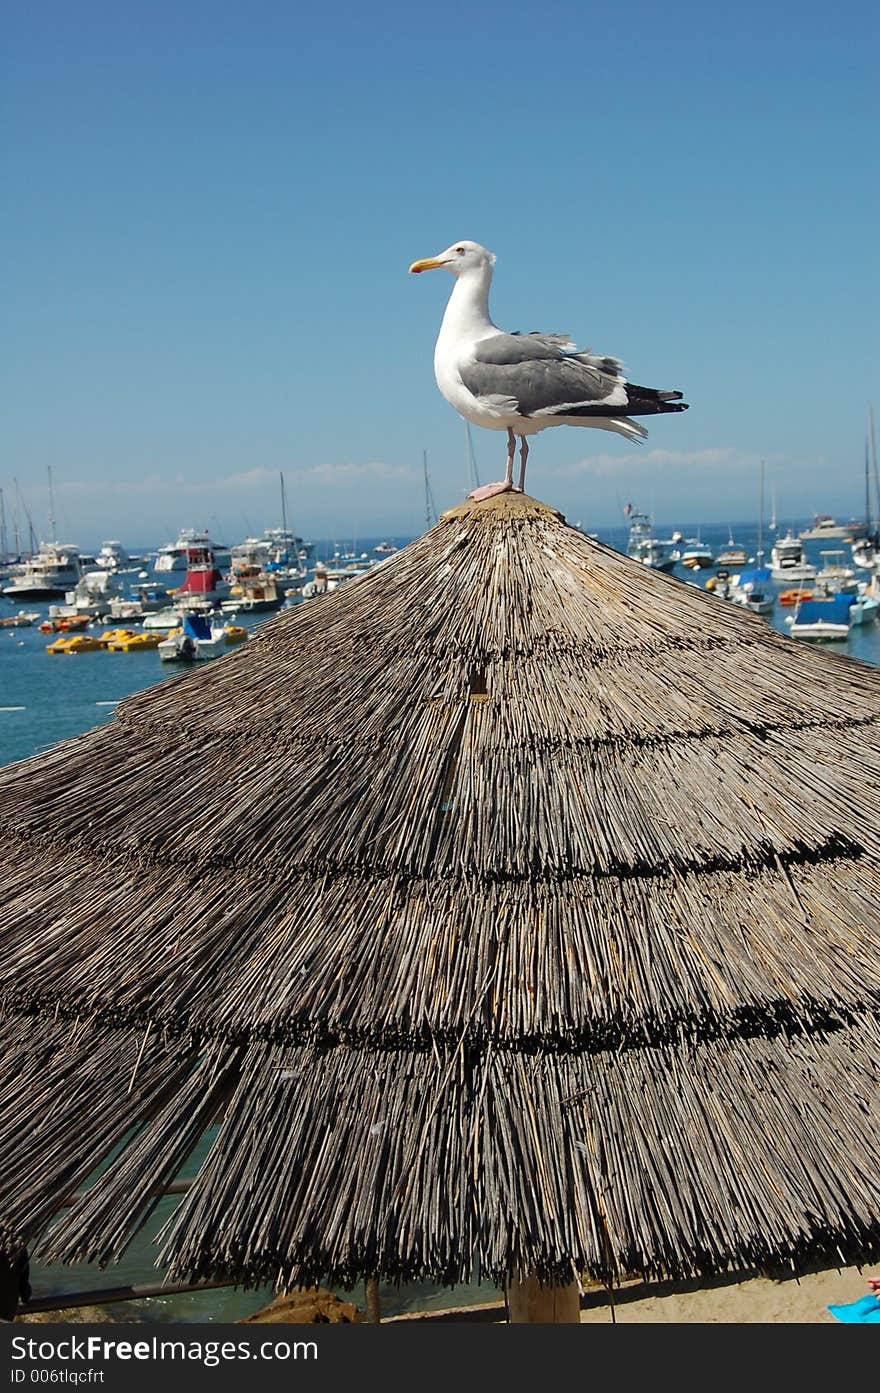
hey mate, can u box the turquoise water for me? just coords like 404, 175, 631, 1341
4, 523, 879, 1319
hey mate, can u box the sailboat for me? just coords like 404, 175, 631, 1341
768, 484, 777, 533
715, 527, 748, 568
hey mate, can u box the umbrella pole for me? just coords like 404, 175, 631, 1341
364, 1278, 381, 1323
504, 1274, 581, 1323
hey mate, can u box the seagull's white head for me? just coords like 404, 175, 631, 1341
409, 240, 496, 276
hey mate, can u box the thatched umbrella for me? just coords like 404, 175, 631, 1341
1, 491, 879, 1318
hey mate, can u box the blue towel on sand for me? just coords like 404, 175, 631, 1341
828, 1293, 880, 1323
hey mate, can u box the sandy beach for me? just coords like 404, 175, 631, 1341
575, 1266, 874, 1324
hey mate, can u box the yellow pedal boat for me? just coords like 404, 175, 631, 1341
106, 631, 162, 651
46, 634, 103, 654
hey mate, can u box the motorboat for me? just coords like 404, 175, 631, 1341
49, 569, 127, 621
798, 514, 868, 541
0, 610, 40, 628
728, 566, 775, 615
679, 537, 715, 569
785, 595, 852, 641
2, 543, 83, 600
625, 511, 676, 572
714, 530, 748, 567
851, 534, 880, 571
849, 577, 879, 626
39, 614, 91, 634
158, 612, 235, 662
814, 550, 858, 594
778, 587, 814, 607
94, 540, 135, 572
106, 580, 176, 622
222, 562, 283, 614
769, 531, 817, 582
142, 606, 188, 631
175, 540, 231, 604
153, 529, 232, 574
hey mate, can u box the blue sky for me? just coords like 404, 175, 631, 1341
3, 0, 878, 550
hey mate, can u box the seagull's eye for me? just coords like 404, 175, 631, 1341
455, 246, 465, 254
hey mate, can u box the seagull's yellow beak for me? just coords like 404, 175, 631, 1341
409, 256, 449, 273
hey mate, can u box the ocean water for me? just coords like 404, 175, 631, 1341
3, 522, 879, 1320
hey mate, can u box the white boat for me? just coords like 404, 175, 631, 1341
679, 537, 715, 569
0, 610, 40, 628
49, 569, 126, 619
769, 531, 817, 583
94, 540, 133, 572
785, 595, 852, 641
625, 511, 676, 572
153, 529, 232, 574
714, 529, 748, 567
815, 550, 858, 594
142, 606, 188, 631
2, 542, 83, 600
798, 514, 868, 541
728, 566, 775, 615
849, 572, 879, 626
158, 612, 232, 662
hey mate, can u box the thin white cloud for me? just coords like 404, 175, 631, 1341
541, 446, 772, 480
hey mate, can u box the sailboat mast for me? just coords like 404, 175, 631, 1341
465, 422, 480, 492
870, 405, 880, 536
757, 460, 764, 566
0, 487, 6, 562
47, 466, 56, 544
280, 471, 288, 536
423, 450, 437, 530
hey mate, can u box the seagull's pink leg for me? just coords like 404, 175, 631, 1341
515, 435, 528, 492
468, 429, 515, 501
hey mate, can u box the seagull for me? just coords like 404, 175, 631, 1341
409, 240, 688, 501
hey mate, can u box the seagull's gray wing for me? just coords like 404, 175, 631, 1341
460, 332, 627, 416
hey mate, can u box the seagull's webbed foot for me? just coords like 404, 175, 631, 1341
468, 428, 516, 501
468, 480, 514, 501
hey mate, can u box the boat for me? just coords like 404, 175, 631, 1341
49, 569, 127, 620
2, 542, 83, 600
39, 614, 92, 634
0, 610, 39, 628
624, 510, 676, 572
848, 584, 879, 626
678, 537, 715, 569
157, 612, 233, 662
93, 540, 134, 572
45, 633, 103, 654
785, 594, 852, 641
96, 628, 142, 648
221, 567, 283, 614
714, 529, 748, 568
814, 550, 858, 594
778, 587, 814, 606
104, 579, 176, 623
374, 541, 397, 556
105, 631, 162, 651
769, 531, 817, 582
142, 606, 189, 632
153, 529, 232, 574
728, 566, 775, 615
172, 540, 231, 608
798, 514, 869, 541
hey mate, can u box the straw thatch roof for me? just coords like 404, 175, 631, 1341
1, 491, 879, 1292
